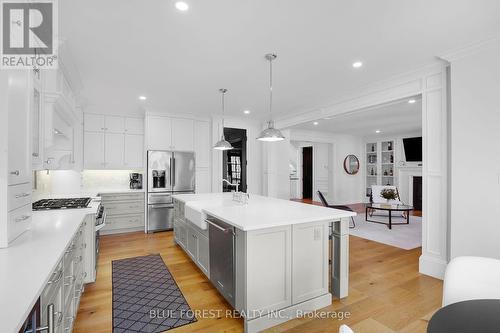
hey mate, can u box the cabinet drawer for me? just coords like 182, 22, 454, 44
8, 182, 32, 211
102, 200, 144, 216
100, 192, 144, 202
63, 241, 76, 302
41, 259, 63, 305
7, 204, 31, 243
105, 214, 144, 230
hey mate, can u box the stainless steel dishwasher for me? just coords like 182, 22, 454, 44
206, 217, 236, 307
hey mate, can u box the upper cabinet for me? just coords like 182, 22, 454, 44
146, 115, 194, 152
194, 120, 210, 168
83, 114, 144, 170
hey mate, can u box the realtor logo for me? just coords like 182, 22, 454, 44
1, 0, 57, 69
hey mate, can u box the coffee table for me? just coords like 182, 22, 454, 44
365, 203, 414, 229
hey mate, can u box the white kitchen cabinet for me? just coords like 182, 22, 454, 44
124, 134, 144, 168
83, 113, 105, 132
83, 114, 144, 170
187, 227, 199, 259
125, 117, 144, 134
104, 133, 125, 168
291, 221, 329, 303
147, 116, 172, 150
31, 86, 43, 168
171, 118, 194, 151
246, 225, 292, 312
7, 71, 31, 186
105, 115, 125, 133
197, 233, 210, 276
99, 192, 145, 234
195, 168, 211, 193
194, 120, 210, 168
84, 132, 105, 169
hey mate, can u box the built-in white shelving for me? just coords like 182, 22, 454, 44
365, 140, 395, 198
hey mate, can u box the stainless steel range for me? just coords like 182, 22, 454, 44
32, 197, 92, 210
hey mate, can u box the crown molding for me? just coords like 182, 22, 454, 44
438, 35, 500, 63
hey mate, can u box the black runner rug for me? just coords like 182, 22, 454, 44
112, 254, 197, 333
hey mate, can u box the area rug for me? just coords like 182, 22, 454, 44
349, 214, 422, 250
112, 254, 197, 333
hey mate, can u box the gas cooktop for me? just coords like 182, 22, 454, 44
32, 198, 92, 211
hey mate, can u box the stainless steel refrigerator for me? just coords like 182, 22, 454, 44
147, 151, 195, 232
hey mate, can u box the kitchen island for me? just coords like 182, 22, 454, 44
172, 193, 355, 333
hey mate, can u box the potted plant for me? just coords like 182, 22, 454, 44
380, 188, 397, 203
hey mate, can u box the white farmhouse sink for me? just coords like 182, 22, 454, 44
184, 199, 239, 230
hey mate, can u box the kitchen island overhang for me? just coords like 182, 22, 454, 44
172, 193, 354, 333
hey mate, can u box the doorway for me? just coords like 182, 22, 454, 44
222, 128, 247, 192
302, 146, 313, 199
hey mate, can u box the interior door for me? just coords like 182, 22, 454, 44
302, 146, 313, 199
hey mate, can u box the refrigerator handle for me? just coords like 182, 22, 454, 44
172, 157, 176, 187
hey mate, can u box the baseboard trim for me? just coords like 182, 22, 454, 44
419, 254, 447, 279
244, 293, 332, 333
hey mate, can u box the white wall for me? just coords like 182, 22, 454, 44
448, 41, 500, 259
211, 116, 263, 195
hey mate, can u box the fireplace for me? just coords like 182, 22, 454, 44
413, 176, 423, 210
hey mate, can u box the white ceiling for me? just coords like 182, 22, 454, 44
291, 97, 422, 136
60, 0, 500, 119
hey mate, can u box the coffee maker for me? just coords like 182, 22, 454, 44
129, 173, 143, 190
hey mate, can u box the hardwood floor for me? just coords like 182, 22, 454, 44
74, 216, 440, 333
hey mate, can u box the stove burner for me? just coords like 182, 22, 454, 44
32, 198, 92, 211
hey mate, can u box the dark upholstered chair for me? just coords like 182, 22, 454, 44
317, 191, 355, 228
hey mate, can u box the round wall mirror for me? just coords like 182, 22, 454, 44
343, 155, 360, 175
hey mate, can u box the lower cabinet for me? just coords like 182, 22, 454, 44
100, 192, 145, 234
173, 201, 209, 278
40, 220, 89, 333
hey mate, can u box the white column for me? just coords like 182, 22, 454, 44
419, 68, 449, 279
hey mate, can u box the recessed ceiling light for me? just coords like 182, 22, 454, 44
138, 95, 147, 101
375, 130, 381, 133
175, 1, 189, 11
408, 99, 416, 104
313, 121, 319, 126
243, 110, 251, 114
352, 61, 363, 68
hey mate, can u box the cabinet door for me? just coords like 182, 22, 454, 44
84, 114, 105, 132
104, 133, 125, 168
83, 132, 105, 169
124, 134, 144, 168
171, 118, 194, 151
31, 87, 42, 168
8, 71, 31, 185
195, 168, 210, 193
194, 121, 210, 168
147, 116, 172, 150
197, 234, 209, 276
292, 222, 329, 303
105, 115, 125, 133
125, 117, 144, 135
187, 227, 198, 260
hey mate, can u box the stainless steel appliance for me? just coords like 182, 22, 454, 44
19, 298, 55, 333
129, 172, 143, 189
206, 217, 236, 307
147, 151, 195, 232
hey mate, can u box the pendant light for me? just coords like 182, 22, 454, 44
257, 53, 285, 142
213, 88, 233, 150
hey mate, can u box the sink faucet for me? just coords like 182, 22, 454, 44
222, 178, 239, 193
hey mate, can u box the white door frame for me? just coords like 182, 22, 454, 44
275, 62, 449, 279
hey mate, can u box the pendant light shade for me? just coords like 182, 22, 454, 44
257, 53, 285, 142
214, 88, 233, 150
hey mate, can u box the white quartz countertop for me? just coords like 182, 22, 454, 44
172, 193, 356, 231
0, 199, 99, 333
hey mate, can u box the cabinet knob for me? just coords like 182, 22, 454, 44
32, 153, 39, 157
10, 170, 20, 176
